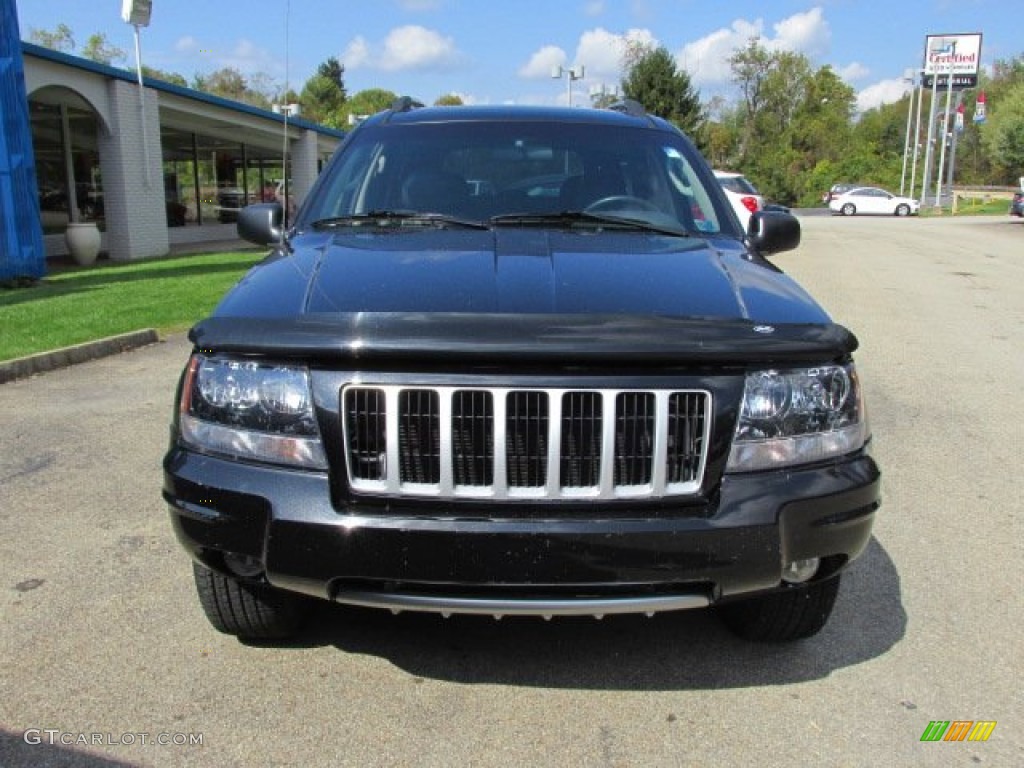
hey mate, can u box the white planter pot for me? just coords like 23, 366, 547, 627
65, 222, 101, 266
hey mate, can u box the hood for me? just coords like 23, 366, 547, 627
214, 228, 830, 325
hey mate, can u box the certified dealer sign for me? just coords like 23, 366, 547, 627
922, 33, 983, 89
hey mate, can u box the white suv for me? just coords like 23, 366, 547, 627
714, 170, 764, 233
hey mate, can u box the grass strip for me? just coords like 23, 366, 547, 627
0, 251, 264, 361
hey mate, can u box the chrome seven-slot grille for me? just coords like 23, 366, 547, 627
342, 386, 710, 499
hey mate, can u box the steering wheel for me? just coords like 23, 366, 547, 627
584, 195, 661, 213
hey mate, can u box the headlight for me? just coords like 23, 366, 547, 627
726, 363, 867, 472
179, 355, 327, 469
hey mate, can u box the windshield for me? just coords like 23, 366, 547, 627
300, 119, 737, 236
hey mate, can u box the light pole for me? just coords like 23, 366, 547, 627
909, 68, 925, 202
899, 69, 916, 196
122, 0, 153, 186
551, 65, 585, 107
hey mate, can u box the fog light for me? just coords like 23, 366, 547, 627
223, 552, 263, 579
782, 557, 820, 584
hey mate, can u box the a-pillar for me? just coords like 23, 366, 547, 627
98, 78, 168, 260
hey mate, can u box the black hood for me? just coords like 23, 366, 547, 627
215, 229, 831, 324
195, 229, 853, 365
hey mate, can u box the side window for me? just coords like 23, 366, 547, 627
305, 142, 381, 219
664, 147, 720, 233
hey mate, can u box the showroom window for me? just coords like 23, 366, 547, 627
29, 95, 102, 235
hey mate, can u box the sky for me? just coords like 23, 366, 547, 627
12, 1, 1014, 113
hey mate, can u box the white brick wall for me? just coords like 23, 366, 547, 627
98, 79, 169, 261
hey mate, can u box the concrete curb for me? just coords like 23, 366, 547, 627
0, 329, 161, 384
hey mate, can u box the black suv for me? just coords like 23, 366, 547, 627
163, 100, 880, 642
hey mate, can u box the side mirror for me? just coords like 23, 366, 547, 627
238, 203, 284, 246
747, 210, 800, 256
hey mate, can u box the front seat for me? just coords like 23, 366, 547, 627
560, 162, 627, 210
400, 170, 470, 216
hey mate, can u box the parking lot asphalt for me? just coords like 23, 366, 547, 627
1, 214, 1021, 767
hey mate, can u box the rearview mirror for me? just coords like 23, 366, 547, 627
747, 210, 800, 256
237, 203, 284, 246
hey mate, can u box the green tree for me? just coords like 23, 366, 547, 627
194, 67, 273, 109
339, 88, 400, 125
141, 65, 188, 87
620, 45, 703, 138
299, 74, 347, 125
81, 33, 126, 65
728, 39, 860, 205
434, 93, 464, 106
29, 24, 75, 53
982, 82, 1024, 181
728, 38, 773, 157
316, 57, 347, 101
589, 87, 619, 109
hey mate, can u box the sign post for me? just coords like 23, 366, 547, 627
919, 33, 982, 209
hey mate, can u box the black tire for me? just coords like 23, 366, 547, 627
192, 562, 309, 640
718, 576, 840, 642
895, 203, 910, 216
841, 203, 856, 216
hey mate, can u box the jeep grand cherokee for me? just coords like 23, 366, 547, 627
162, 100, 880, 642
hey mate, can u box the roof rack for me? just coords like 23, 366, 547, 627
390, 96, 424, 113
606, 99, 646, 118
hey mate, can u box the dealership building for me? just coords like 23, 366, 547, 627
0, 0, 344, 279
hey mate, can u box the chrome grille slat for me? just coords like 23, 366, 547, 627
343, 385, 710, 499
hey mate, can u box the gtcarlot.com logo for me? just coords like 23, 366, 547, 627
23, 729, 203, 747
920, 720, 996, 742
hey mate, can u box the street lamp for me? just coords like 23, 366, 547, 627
551, 65, 585, 107
122, 0, 153, 186
908, 68, 925, 201
899, 69, 917, 196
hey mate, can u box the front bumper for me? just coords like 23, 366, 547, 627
163, 448, 880, 614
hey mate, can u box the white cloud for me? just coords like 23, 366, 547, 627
519, 45, 567, 79
584, 0, 605, 16
380, 26, 460, 71
856, 78, 912, 112
676, 7, 832, 88
839, 62, 871, 82
522, 27, 656, 83
520, 27, 657, 106
767, 7, 830, 58
677, 19, 762, 86
174, 36, 197, 53
341, 26, 461, 72
576, 27, 657, 79
341, 36, 371, 70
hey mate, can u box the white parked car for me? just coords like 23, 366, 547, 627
829, 187, 919, 217
714, 170, 764, 232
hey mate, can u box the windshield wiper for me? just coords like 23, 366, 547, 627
311, 210, 489, 230
489, 210, 690, 237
